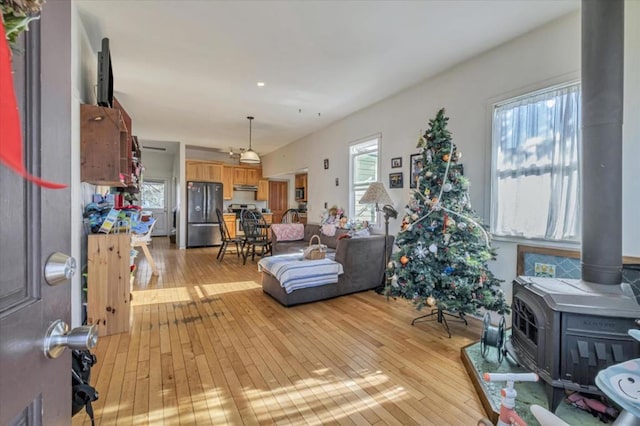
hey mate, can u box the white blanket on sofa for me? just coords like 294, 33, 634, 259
258, 254, 343, 294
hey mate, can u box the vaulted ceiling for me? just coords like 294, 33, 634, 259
76, 0, 578, 156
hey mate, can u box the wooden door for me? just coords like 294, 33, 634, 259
268, 180, 289, 224
0, 3, 73, 424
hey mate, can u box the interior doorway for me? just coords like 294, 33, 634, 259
141, 178, 169, 236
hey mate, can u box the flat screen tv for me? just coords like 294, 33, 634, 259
97, 37, 113, 108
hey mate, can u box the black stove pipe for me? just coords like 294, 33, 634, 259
581, 0, 624, 285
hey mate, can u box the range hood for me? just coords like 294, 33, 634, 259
233, 184, 258, 192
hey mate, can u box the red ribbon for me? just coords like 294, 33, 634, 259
0, 19, 66, 189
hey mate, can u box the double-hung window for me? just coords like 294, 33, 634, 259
491, 82, 581, 241
350, 137, 379, 224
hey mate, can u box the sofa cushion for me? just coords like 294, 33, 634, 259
271, 223, 304, 241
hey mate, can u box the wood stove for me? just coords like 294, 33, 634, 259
507, 276, 640, 411
505, 2, 640, 413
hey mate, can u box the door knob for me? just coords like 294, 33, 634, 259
43, 320, 98, 359
44, 252, 77, 286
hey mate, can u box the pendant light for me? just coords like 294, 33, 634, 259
240, 116, 261, 164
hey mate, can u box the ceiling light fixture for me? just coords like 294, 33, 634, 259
240, 116, 261, 164
257, 82, 265, 87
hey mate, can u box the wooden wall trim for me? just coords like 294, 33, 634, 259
516, 244, 640, 275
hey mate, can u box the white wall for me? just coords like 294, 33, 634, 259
263, 8, 640, 305
71, 3, 100, 327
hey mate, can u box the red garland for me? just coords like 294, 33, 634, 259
0, 19, 65, 189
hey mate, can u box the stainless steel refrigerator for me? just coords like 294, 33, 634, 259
187, 181, 223, 247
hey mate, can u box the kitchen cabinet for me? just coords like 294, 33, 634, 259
233, 167, 247, 185
186, 161, 223, 183
223, 166, 234, 200
256, 179, 269, 201
223, 213, 236, 238
233, 166, 261, 186
86, 234, 131, 337
246, 168, 260, 186
81, 103, 132, 187
295, 173, 308, 202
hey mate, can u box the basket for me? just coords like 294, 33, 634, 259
303, 235, 326, 260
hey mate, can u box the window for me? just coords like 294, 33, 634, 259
141, 180, 166, 209
491, 83, 581, 241
350, 137, 379, 223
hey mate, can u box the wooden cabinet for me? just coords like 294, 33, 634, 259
87, 234, 131, 337
256, 179, 269, 201
295, 173, 308, 201
233, 167, 247, 185
223, 213, 236, 238
223, 166, 234, 200
186, 161, 223, 183
233, 166, 261, 185
81, 104, 130, 187
246, 168, 260, 186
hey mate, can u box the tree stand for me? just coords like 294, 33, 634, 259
411, 309, 468, 338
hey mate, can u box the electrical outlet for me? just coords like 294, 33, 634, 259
335, 178, 339, 186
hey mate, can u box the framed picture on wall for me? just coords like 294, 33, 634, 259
410, 153, 423, 189
391, 157, 402, 168
389, 172, 403, 189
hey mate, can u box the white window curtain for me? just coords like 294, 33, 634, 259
491, 83, 581, 240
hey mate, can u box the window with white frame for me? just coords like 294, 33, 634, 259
350, 137, 379, 224
491, 82, 581, 241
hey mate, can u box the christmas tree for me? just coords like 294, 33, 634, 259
386, 109, 509, 333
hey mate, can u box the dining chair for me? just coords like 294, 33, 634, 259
215, 208, 243, 261
281, 208, 300, 223
240, 210, 272, 264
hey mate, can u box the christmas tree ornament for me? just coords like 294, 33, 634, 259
414, 242, 428, 259
458, 222, 467, 230
411, 213, 419, 220
428, 244, 438, 254
442, 183, 452, 192
400, 255, 409, 265
443, 154, 450, 162
444, 266, 455, 275
426, 296, 437, 307
455, 151, 462, 160
387, 261, 395, 269
425, 171, 433, 178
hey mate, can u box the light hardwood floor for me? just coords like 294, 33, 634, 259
73, 237, 486, 425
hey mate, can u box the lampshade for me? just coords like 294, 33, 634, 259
359, 182, 393, 206
240, 116, 261, 164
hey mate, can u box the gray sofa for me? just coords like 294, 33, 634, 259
262, 223, 394, 306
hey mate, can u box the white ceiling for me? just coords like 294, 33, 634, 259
76, 0, 578, 156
